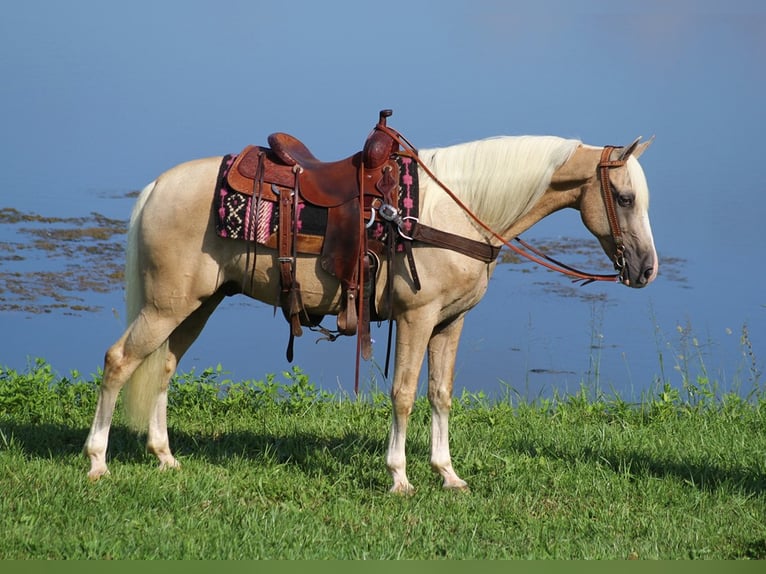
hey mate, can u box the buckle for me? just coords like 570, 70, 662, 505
378, 203, 402, 225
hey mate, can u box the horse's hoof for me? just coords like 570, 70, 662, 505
87, 467, 110, 482
390, 482, 416, 495
443, 478, 469, 491
158, 458, 181, 471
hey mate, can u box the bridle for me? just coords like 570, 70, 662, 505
376, 122, 630, 285
598, 145, 628, 282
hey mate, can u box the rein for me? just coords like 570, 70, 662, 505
377, 124, 625, 285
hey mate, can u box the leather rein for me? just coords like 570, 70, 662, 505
378, 123, 627, 285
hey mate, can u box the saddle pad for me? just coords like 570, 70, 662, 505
214, 154, 327, 244
213, 153, 419, 251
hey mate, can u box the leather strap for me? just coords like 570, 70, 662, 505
354, 165, 366, 390
410, 221, 501, 263
598, 146, 626, 272
277, 167, 306, 361
277, 184, 294, 304
402, 239, 422, 290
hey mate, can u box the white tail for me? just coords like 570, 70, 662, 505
121, 181, 169, 431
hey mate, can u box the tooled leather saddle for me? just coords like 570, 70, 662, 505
225, 110, 402, 364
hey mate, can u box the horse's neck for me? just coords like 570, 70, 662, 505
418, 136, 580, 238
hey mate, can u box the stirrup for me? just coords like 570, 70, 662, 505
337, 289, 358, 336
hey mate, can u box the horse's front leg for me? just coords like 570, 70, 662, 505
427, 315, 469, 490
387, 312, 433, 494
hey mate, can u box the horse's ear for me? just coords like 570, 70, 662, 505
632, 135, 654, 159
618, 137, 642, 160
618, 136, 654, 160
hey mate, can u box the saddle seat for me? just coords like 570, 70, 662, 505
267, 132, 361, 207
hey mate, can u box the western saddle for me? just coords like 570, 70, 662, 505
226, 110, 403, 363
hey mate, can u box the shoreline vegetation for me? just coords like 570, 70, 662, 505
1, 359, 764, 559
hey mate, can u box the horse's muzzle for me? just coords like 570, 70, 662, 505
621, 260, 658, 288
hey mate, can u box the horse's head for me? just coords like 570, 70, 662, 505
552, 138, 658, 288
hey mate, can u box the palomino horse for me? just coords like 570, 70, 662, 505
84, 126, 657, 493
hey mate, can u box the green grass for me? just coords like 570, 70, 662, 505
1, 360, 766, 559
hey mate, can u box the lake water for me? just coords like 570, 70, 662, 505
1, 168, 762, 402
2, 3, 763, 402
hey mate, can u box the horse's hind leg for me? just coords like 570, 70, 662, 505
84, 311, 182, 480
84, 332, 135, 479
427, 315, 468, 490
143, 344, 178, 471
145, 291, 225, 469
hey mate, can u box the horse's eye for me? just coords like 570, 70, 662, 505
617, 194, 634, 208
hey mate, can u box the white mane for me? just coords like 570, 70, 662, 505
418, 136, 581, 232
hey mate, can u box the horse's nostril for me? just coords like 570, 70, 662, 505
642, 267, 654, 281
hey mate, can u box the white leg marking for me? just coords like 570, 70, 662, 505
428, 316, 468, 490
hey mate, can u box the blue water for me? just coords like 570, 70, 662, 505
1, 178, 762, 402
2, 2, 764, 401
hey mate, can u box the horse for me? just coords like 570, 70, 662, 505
83, 127, 658, 493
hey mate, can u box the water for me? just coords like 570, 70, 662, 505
2, 1, 764, 401
0, 182, 761, 402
